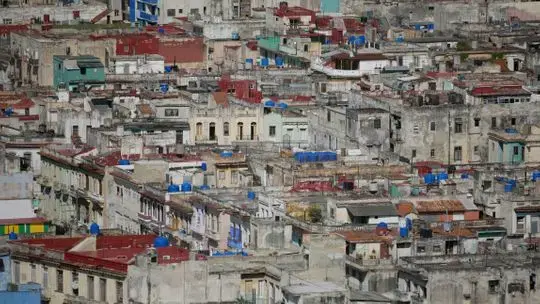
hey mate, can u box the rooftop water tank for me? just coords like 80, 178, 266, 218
200, 185, 210, 190
264, 100, 276, 107
89, 222, 100, 235
181, 182, 192, 192
8, 232, 17, 240
307, 152, 317, 162
168, 184, 180, 193
368, 181, 378, 194
533, 171, 540, 182
247, 191, 256, 200
201, 162, 207, 171
153, 235, 169, 248
220, 151, 233, 158
160, 83, 169, 93
504, 183, 513, 192
376, 222, 388, 229
118, 159, 130, 166
399, 227, 408, 238
277, 102, 288, 109
275, 56, 284, 67
260, 57, 269, 67
424, 173, 435, 184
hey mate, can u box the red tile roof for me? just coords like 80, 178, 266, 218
470, 86, 530, 97
212, 92, 228, 107
414, 200, 466, 214
396, 202, 416, 217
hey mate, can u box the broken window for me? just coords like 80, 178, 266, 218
488, 280, 499, 293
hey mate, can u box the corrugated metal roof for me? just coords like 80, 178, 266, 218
345, 203, 397, 217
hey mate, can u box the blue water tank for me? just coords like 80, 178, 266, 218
264, 100, 276, 107
356, 36, 365, 45
307, 152, 318, 162
294, 152, 305, 162
277, 102, 288, 109
200, 185, 210, 190
165, 66, 172, 73
461, 173, 469, 179
275, 56, 284, 66
181, 182, 192, 192
220, 151, 233, 158
160, 83, 169, 93
406, 218, 413, 229
504, 183, 514, 192
415, 24, 421, 30
153, 235, 169, 248
8, 232, 17, 240
318, 152, 328, 162
260, 57, 269, 67
118, 159, 130, 166
201, 162, 207, 171
395, 36, 404, 43
377, 222, 388, 229
89, 222, 100, 235
532, 171, 540, 181
158, 27, 165, 34
508, 179, 517, 187
247, 191, 256, 200
348, 35, 356, 44
399, 227, 409, 238
428, 23, 434, 30
4, 108, 12, 117
168, 184, 180, 193
424, 173, 435, 184
232, 32, 239, 40
437, 172, 448, 181
245, 58, 254, 64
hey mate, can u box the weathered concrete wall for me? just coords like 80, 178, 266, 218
297, 234, 346, 284
251, 219, 293, 250
0, 172, 33, 199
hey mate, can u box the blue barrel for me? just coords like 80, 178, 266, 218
406, 218, 413, 229
164, 66, 172, 73
437, 172, 448, 181
278, 102, 288, 109
428, 23, 434, 30
181, 182, 192, 192
355, 36, 365, 45
8, 232, 17, 240
508, 179, 517, 187
232, 32, 239, 40
245, 58, 254, 64
200, 185, 210, 190
118, 159, 130, 165
307, 152, 318, 162
261, 57, 269, 67
153, 236, 169, 248
348, 35, 356, 44
160, 83, 169, 93
377, 222, 388, 229
168, 184, 180, 192
399, 227, 409, 238
424, 173, 435, 184
247, 191, 256, 200
264, 100, 276, 107
201, 162, 207, 171
461, 173, 469, 179
275, 56, 284, 66
533, 171, 540, 181
89, 223, 100, 235
504, 183, 513, 192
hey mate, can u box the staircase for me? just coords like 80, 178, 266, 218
91, 8, 111, 24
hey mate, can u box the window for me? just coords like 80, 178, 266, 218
269, 126, 276, 137
167, 9, 175, 16
196, 122, 203, 137
190, 8, 199, 14
165, 109, 179, 117
491, 117, 497, 128
42, 266, 48, 288
80, 67, 86, 75
430, 149, 435, 158
417, 246, 426, 253
0, 259, 4, 272
412, 149, 416, 158
474, 145, 479, 154
116, 281, 123, 303
373, 118, 381, 129
514, 146, 519, 155
178, 9, 183, 13
31, 264, 36, 282
114, 9, 119, 16
430, 121, 436, 131
223, 122, 229, 136
454, 118, 463, 133
432, 245, 441, 252
489, 280, 499, 293
218, 171, 225, 180
72, 272, 79, 295
454, 146, 462, 161
303, 44, 309, 52
203, 6, 207, 14
3, 19, 12, 25
56, 270, 63, 292
231, 171, 238, 183
88, 276, 94, 299
511, 117, 516, 126
72, 125, 79, 136
13, 261, 20, 283
474, 118, 480, 127
99, 278, 106, 301
327, 110, 331, 122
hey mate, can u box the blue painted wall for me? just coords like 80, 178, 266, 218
0, 255, 11, 292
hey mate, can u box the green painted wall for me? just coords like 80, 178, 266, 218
53, 56, 105, 90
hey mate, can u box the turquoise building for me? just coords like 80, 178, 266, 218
53, 55, 105, 91
488, 128, 525, 164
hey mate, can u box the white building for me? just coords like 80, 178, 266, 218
261, 107, 309, 148
110, 55, 164, 75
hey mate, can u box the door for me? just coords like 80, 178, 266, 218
237, 122, 243, 140
250, 122, 256, 140
209, 123, 216, 140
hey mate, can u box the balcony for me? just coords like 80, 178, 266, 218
138, 11, 158, 23
195, 135, 218, 144
235, 135, 259, 141
138, 212, 152, 222
311, 60, 363, 78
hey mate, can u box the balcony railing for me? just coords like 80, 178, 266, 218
235, 135, 259, 141
195, 135, 218, 143
138, 11, 158, 23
